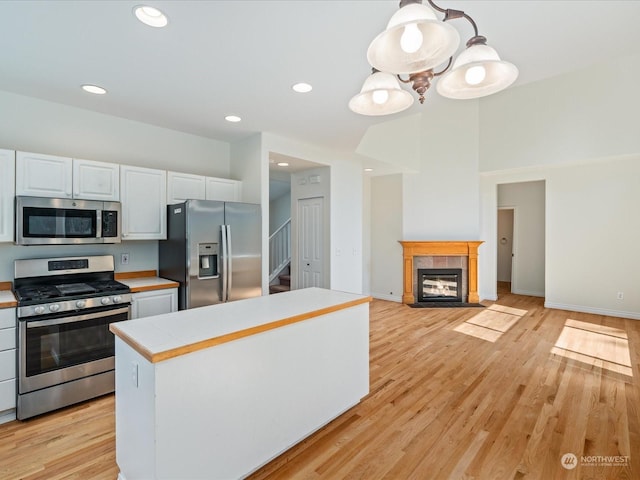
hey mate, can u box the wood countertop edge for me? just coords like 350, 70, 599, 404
129, 282, 180, 293
115, 270, 157, 280
0, 282, 17, 308
114, 271, 180, 292
110, 295, 372, 364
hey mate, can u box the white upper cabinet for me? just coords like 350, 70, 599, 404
15, 151, 73, 198
168, 171, 242, 203
120, 165, 167, 240
0, 149, 15, 243
205, 177, 242, 202
167, 171, 206, 204
73, 158, 120, 201
16, 152, 119, 201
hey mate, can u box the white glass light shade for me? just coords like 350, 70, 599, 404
348, 71, 414, 116
367, 3, 460, 75
436, 44, 518, 99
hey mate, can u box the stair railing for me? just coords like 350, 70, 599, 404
269, 218, 291, 282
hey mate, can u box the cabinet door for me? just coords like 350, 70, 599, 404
0, 150, 15, 243
131, 289, 178, 319
73, 158, 120, 201
16, 151, 73, 198
0, 309, 16, 415
205, 177, 242, 202
120, 165, 167, 240
167, 171, 206, 204
0, 378, 15, 413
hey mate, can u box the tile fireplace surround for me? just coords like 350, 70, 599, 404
399, 241, 483, 304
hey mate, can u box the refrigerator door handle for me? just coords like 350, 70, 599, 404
221, 224, 228, 302
226, 225, 233, 301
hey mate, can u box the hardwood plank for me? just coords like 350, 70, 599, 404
1, 291, 639, 479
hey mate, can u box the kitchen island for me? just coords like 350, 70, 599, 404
110, 287, 371, 480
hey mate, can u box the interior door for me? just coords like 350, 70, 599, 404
298, 197, 324, 288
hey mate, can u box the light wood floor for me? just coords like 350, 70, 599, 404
1, 292, 639, 479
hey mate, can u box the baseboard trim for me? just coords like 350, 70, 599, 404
544, 301, 640, 321
512, 289, 545, 297
371, 293, 402, 303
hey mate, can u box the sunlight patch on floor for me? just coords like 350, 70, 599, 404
453, 304, 528, 342
551, 319, 632, 377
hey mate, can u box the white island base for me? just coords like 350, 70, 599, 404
111, 288, 370, 480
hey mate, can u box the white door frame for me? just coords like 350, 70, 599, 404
497, 206, 517, 293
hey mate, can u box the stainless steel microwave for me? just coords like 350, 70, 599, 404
15, 196, 121, 245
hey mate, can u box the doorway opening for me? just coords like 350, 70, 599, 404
497, 207, 514, 296
496, 181, 546, 299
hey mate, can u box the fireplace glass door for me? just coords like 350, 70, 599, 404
418, 268, 462, 302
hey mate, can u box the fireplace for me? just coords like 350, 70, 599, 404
399, 241, 483, 304
417, 268, 463, 303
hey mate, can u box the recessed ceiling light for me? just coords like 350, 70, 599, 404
81, 84, 107, 95
225, 115, 242, 123
133, 5, 168, 28
364, 168, 374, 172
292, 83, 313, 93
277, 162, 289, 167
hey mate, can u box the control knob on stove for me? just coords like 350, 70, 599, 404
49, 304, 60, 312
76, 300, 86, 309
101, 297, 111, 305
113, 295, 122, 304
34, 306, 45, 315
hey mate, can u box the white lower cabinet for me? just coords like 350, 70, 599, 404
0, 308, 16, 422
131, 288, 178, 319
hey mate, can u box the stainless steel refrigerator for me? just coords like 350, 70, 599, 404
159, 200, 262, 310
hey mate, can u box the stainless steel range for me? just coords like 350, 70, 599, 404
13, 255, 131, 420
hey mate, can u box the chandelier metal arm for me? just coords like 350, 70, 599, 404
423, 0, 480, 39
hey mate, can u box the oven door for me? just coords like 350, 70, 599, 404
18, 304, 130, 394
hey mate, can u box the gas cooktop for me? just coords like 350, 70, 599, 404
14, 279, 130, 305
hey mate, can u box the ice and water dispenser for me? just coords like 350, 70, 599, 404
198, 243, 219, 278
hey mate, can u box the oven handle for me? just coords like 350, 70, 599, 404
25, 305, 130, 328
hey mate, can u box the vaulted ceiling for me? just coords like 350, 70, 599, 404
1, 1, 639, 154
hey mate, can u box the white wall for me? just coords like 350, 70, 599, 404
230, 134, 262, 204
545, 157, 640, 317
0, 90, 233, 280
0, 90, 231, 176
479, 54, 640, 318
0, 241, 157, 280
261, 133, 364, 295
498, 181, 545, 297
359, 101, 481, 300
269, 192, 291, 235
480, 53, 640, 171
362, 175, 371, 296
402, 101, 480, 240
356, 113, 422, 172
369, 175, 403, 302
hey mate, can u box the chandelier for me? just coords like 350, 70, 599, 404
349, 0, 518, 116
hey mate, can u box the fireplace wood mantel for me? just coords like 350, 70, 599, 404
399, 241, 484, 304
